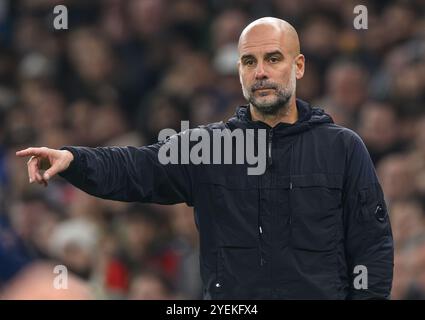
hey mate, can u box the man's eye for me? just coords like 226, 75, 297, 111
269, 57, 279, 63
245, 60, 255, 66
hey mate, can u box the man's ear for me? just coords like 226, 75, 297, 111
295, 54, 305, 80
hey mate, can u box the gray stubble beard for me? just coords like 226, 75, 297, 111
242, 68, 296, 116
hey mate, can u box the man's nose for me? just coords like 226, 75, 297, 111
255, 62, 268, 80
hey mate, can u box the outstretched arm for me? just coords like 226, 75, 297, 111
16, 142, 193, 206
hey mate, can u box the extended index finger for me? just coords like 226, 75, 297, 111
16, 147, 49, 158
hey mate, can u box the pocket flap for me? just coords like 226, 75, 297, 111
199, 174, 258, 189
291, 174, 343, 189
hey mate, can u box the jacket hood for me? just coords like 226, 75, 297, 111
227, 98, 334, 136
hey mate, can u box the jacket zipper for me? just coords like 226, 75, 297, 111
260, 129, 273, 267
268, 129, 273, 167
258, 177, 265, 267
289, 181, 293, 225
288, 143, 294, 245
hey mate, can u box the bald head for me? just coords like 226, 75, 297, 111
237, 17, 305, 120
238, 17, 300, 57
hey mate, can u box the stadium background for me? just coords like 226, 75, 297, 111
0, 0, 424, 299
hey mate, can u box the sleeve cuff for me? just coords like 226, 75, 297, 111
58, 146, 81, 180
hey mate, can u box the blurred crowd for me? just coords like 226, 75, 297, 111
0, 0, 424, 299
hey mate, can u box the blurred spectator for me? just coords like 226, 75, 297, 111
403, 237, 425, 299
168, 203, 202, 299
128, 269, 176, 300
48, 217, 99, 280
390, 200, 425, 250
320, 60, 369, 128
357, 101, 405, 165
377, 154, 416, 204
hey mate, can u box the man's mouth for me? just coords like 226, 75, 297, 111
255, 88, 274, 91
253, 87, 276, 94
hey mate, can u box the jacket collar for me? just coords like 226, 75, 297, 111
227, 98, 334, 136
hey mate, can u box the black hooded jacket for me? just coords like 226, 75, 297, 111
60, 98, 394, 299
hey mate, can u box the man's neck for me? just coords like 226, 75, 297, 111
249, 97, 298, 128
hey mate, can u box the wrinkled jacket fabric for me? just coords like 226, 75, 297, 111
60, 99, 394, 299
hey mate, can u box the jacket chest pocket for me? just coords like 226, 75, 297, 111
289, 174, 343, 252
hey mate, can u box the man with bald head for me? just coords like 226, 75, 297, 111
238, 17, 304, 125
17, 17, 393, 300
